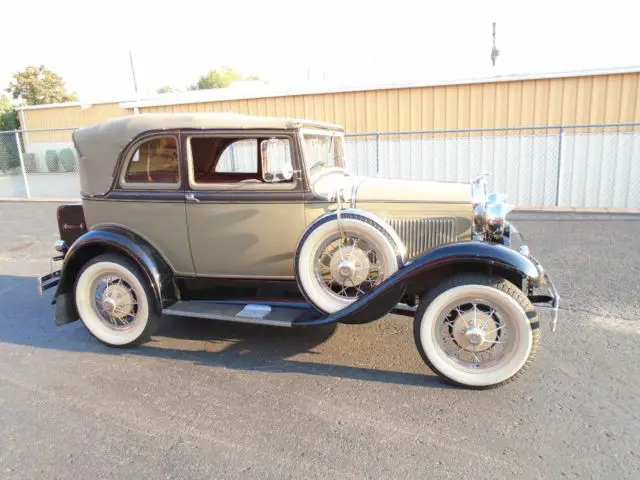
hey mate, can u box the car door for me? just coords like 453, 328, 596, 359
183, 129, 306, 279
84, 131, 194, 275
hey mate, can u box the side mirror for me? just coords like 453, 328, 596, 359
260, 138, 293, 182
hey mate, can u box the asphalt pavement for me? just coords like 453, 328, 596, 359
0, 202, 638, 479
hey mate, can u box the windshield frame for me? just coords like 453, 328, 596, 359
299, 128, 347, 179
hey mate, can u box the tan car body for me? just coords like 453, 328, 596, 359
74, 113, 473, 280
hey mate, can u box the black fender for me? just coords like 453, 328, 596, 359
53, 227, 178, 325
297, 241, 540, 326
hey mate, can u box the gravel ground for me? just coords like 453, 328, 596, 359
0, 202, 638, 479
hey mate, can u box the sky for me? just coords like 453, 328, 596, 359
2, 0, 639, 103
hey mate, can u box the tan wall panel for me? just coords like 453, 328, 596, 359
398, 88, 411, 131
547, 79, 563, 125
457, 85, 470, 130
604, 74, 622, 124
468, 84, 483, 130
432, 86, 446, 130
24, 72, 640, 136
23, 102, 129, 131
561, 77, 578, 125
409, 88, 422, 131
589, 75, 608, 124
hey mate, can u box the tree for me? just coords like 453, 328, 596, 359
0, 96, 19, 131
6, 65, 77, 106
188, 67, 243, 90
156, 85, 175, 94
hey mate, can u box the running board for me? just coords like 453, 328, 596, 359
162, 301, 322, 327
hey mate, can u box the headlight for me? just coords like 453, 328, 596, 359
472, 188, 513, 241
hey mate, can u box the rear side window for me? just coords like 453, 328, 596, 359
216, 139, 258, 173
122, 136, 179, 187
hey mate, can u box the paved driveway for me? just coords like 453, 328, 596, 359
0, 202, 638, 479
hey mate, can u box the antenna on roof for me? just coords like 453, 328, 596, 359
491, 22, 500, 67
128, 49, 139, 93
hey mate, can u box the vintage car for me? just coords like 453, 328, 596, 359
38, 112, 558, 389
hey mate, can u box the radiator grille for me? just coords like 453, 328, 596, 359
386, 217, 456, 259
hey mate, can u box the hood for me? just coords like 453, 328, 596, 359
311, 173, 472, 204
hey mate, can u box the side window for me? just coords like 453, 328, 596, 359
216, 139, 258, 173
123, 136, 179, 187
189, 136, 295, 187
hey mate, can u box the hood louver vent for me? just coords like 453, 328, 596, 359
386, 217, 456, 259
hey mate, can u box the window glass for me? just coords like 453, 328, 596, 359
261, 138, 293, 181
216, 139, 258, 173
189, 136, 294, 185
124, 136, 179, 185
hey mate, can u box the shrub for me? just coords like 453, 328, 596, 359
0, 135, 19, 173
58, 148, 76, 172
45, 149, 59, 173
24, 152, 37, 172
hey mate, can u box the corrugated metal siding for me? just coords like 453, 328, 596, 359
21, 72, 640, 133
22, 102, 130, 143
141, 73, 640, 132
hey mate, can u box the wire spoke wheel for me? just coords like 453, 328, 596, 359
414, 276, 539, 388
92, 274, 140, 331
296, 212, 404, 314
434, 298, 513, 370
314, 233, 384, 301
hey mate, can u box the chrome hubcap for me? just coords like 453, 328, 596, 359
315, 234, 383, 299
435, 300, 513, 369
93, 275, 139, 330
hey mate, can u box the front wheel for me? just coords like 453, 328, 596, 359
414, 274, 540, 389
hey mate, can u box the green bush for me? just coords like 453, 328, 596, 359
58, 148, 76, 172
24, 152, 37, 172
45, 149, 59, 173
0, 135, 19, 173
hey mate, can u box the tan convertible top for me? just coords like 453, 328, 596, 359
72, 112, 343, 196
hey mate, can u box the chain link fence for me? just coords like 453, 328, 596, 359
0, 123, 639, 208
0, 128, 79, 199
344, 123, 640, 208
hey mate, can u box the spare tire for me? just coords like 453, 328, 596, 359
295, 210, 406, 313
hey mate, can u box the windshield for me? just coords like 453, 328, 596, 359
302, 131, 346, 174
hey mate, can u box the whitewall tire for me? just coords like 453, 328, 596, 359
414, 274, 540, 389
296, 213, 404, 313
74, 254, 159, 347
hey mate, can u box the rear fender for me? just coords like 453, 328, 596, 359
314, 241, 540, 326
53, 227, 177, 325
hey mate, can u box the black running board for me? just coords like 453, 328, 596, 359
162, 300, 322, 327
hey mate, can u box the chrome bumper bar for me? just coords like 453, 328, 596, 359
518, 245, 560, 332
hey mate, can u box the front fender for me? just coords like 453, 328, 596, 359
53, 227, 177, 325
303, 241, 540, 326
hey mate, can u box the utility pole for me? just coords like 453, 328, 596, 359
128, 49, 139, 93
491, 22, 500, 67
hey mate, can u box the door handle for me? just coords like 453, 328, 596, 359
185, 193, 200, 203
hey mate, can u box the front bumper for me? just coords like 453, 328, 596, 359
519, 246, 560, 332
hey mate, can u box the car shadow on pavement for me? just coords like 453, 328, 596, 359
0, 274, 451, 390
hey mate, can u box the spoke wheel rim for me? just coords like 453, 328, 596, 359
313, 233, 384, 301
91, 273, 139, 331
432, 297, 518, 371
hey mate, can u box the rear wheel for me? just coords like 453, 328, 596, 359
414, 274, 540, 389
74, 253, 159, 347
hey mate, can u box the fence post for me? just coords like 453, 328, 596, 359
15, 131, 30, 199
375, 133, 381, 176
555, 126, 564, 206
